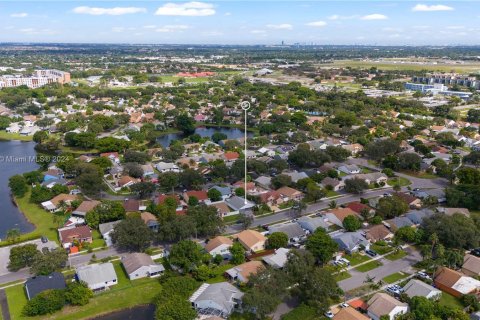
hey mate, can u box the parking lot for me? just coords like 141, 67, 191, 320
0, 239, 57, 276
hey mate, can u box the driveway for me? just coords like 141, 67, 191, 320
0, 239, 57, 276
338, 247, 422, 292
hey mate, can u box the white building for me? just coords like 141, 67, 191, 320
76, 263, 117, 291
0, 69, 70, 89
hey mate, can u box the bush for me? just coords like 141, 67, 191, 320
23, 289, 65, 316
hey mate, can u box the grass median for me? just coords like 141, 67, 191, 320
355, 260, 383, 272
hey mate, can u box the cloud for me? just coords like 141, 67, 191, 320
266, 24, 293, 30
11, 13, 28, 18
250, 30, 267, 34
445, 26, 465, 30
18, 28, 56, 35
143, 25, 157, 29
328, 14, 357, 20
155, 2, 215, 16
412, 4, 454, 12
155, 25, 190, 33
224, 12, 231, 16
306, 21, 327, 27
73, 6, 146, 15
361, 14, 388, 20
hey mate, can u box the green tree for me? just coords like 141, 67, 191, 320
168, 240, 204, 272
343, 215, 362, 232
155, 297, 196, 320
22, 289, 65, 316
64, 281, 93, 306
6, 228, 21, 243
85, 200, 126, 228
305, 228, 338, 265
344, 178, 369, 194
111, 217, 153, 251
377, 195, 409, 219
8, 244, 40, 271
230, 242, 246, 265
267, 232, 289, 249
31, 248, 68, 276
176, 114, 195, 135
8, 174, 28, 197
207, 188, 222, 201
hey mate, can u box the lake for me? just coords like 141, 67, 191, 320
93, 305, 155, 320
0, 140, 38, 239
157, 126, 253, 147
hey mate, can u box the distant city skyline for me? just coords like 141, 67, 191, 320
1, 1, 479, 45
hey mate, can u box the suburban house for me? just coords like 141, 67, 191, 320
140, 212, 159, 232
434, 267, 480, 297
393, 192, 422, 208
155, 162, 181, 173
99, 220, 121, 247
338, 164, 361, 175
209, 202, 232, 217
183, 190, 209, 204
403, 279, 442, 300
346, 202, 375, 217
225, 261, 264, 283
76, 262, 118, 291
461, 254, 480, 277
262, 248, 289, 269
121, 253, 165, 280
189, 282, 244, 318
41, 194, 78, 212
205, 236, 233, 259
296, 216, 329, 233
321, 177, 345, 191
325, 208, 360, 228
332, 231, 370, 253
367, 292, 409, 320
405, 209, 435, 225
72, 200, 100, 217
236, 229, 267, 252
344, 172, 388, 185
58, 225, 92, 248
225, 195, 255, 212
333, 307, 370, 320
384, 216, 414, 231
365, 224, 393, 243
209, 186, 232, 200
268, 223, 306, 243
254, 176, 272, 189
276, 186, 304, 201
24, 272, 66, 300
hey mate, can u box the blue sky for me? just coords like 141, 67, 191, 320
1, 1, 479, 45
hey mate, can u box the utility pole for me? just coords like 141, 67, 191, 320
241, 101, 251, 205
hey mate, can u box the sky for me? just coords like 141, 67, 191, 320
1, 1, 479, 45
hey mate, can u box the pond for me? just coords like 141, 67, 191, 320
156, 126, 253, 147
0, 140, 38, 239
93, 305, 155, 320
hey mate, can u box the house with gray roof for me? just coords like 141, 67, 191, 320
76, 263, 117, 291
269, 223, 306, 242
209, 185, 232, 200
283, 170, 309, 183
262, 247, 289, 269
121, 252, 165, 280
189, 282, 244, 318
331, 231, 370, 253
99, 220, 121, 247
406, 209, 435, 225
225, 196, 255, 212
296, 216, 329, 233
254, 176, 272, 189
403, 279, 442, 300
385, 216, 414, 231
338, 164, 360, 175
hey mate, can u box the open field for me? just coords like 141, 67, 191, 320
0, 131, 33, 142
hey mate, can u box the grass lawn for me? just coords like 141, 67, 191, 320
355, 260, 383, 272
223, 214, 241, 224
90, 230, 106, 250
345, 253, 371, 266
0, 131, 33, 141
281, 304, 318, 320
370, 244, 394, 255
385, 250, 408, 261
382, 272, 410, 284
335, 271, 352, 282
438, 292, 464, 310
325, 190, 340, 198
387, 177, 411, 187
400, 171, 437, 179
207, 263, 234, 284
0, 190, 59, 247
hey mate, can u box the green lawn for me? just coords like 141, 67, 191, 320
438, 292, 464, 310
0, 190, 60, 247
281, 304, 318, 320
400, 171, 437, 179
382, 272, 409, 284
223, 214, 241, 224
345, 253, 371, 266
355, 260, 383, 272
335, 271, 352, 282
385, 250, 408, 261
207, 263, 234, 284
387, 177, 411, 187
325, 190, 340, 198
90, 230, 106, 250
0, 131, 33, 141
5, 284, 28, 320
370, 244, 394, 255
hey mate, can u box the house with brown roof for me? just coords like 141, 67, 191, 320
225, 261, 264, 283
223, 151, 239, 162
41, 194, 78, 212
276, 186, 304, 201
121, 252, 164, 280
236, 229, 267, 252
183, 190, 209, 204
365, 224, 393, 242
392, 192, 422, 208
333, 307, 370, 320
434, 267, 480, 297
462, 254, 480, 277
209, 202, 231, 218
325, 208, 360, 227
58, 225, 92, 248
321, 177, 345, 191
117, 176, 140, 189
205, 236, 233, 259
346, 202, 375, 217
140, 212, 159, 232
258, 190, 283, 206
72, 200, 100, 217
367, 293, 409, 320
123, 199, 142, 212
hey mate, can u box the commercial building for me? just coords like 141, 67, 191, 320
0, 69, 70, 88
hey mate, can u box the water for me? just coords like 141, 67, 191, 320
93, 305, 155, 320
0, 140, 38, 239
157, 126, 253, 147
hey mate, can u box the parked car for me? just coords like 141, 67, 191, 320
470, 248, 480, 257
417, 271, 431, 281
340, 302, 349, 308
324, 311, 334, 319
41, 236, 48, 243
365, 249, 377, 257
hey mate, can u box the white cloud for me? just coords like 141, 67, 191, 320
328, 14, 357, 20
446, 26, 465, 30
383, 27, 403, 32
306, 21, 327, 27
155, 2, 215, 16
361, 14, 388, 20
112, 27, 125, 33
266, 24, 293, 30
143, 25, 157, 29
19, 28, 56, 35
202, 31, 224, 36
412, 4, 454, 12
155, 25, 190, 33
224, 12, 231, 16
73, 6, 146, 15
250, 30, 267, 34
11, 13, 28, 18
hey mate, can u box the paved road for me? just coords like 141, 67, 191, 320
0, 289, 11, 320
68, 247, 122, 268
338, 246, 422, 292
0, 239, 57, 276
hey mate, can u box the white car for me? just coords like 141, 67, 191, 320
324, 311, 334, 319
340, 302, 349, 308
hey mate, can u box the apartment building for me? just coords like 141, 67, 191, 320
0, 69, 70, 88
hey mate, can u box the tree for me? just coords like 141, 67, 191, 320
344, 178, 368, 194
31, 248, 68, 276
267, 232, 289, 249
211, 132, 227, 143
343, 215, 362, 232
456, 167, 480, 185
238, 214, 253, 230
188, 196, 199, 206
207, 188, 222, 201
111, 216, 153, 251
33, 130, 48, 144
8, 174, 28, 197
377, 195, 409, 219
23, 170, 44, 184
395, 226, 419, 243
398, 152, 422, 171
8, 244, 40, 271
6, 228, 21, 243
365, 139, 400, 161
158, 172, 179, 193
168, 240, 203, 272
272, 174, 292, 189
85, 200, 126, 228
188, 204, 224, 237
22, 289, 65, 316
305, 183, 325, 202
155, 297, 196, 320
64, 282, 93, 306
176, 114, 195, 135
130, 182, 157, 199
230, 242, 246, 265
325, 146, 351, 162
305, 228, 338, 265
124, 150, 150, 164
